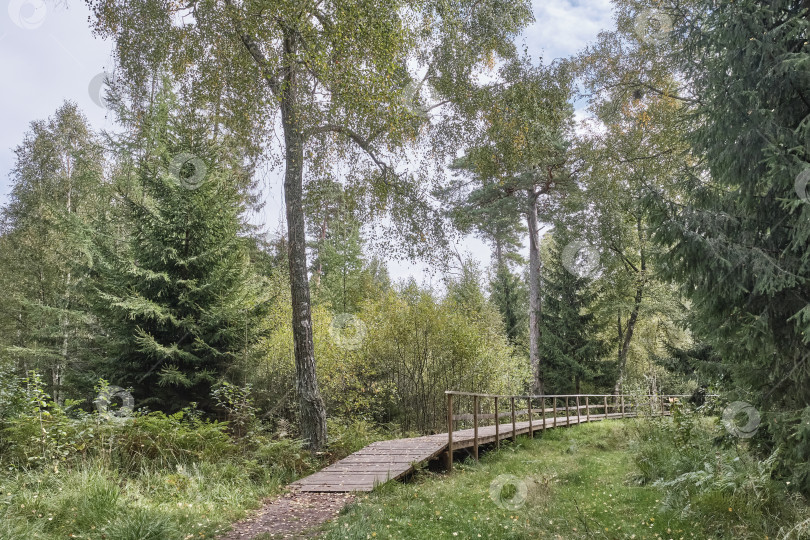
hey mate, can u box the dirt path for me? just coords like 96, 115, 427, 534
218, 491, 355, 540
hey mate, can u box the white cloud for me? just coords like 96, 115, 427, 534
523, 0, 614, 62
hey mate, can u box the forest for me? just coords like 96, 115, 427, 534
1, 0, 810, 538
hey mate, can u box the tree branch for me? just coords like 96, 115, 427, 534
223, 0, 282, 96
306, 123, 397, 180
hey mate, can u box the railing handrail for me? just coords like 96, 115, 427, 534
443, 390, 718, 472
445, 390, 711, 399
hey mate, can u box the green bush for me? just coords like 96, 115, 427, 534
110, 410, 235, 473
0, 373, 318, 539
629, 407, 810, 538
326, 417, 394, 460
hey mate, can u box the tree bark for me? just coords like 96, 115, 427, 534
614, 218, 647, 395
614, 284, 643, 395
280, 29, 327, 450
526, 192, 543, 394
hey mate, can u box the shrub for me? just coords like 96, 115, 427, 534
326, 417, 393, 460
630, 406, 810, 538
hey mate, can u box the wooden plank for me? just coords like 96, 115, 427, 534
296, 485, 375, 492
528, 397, 533, 438
321, 464, 407, 470
473, 394, 479, 461
292, 393, 663, 493
338, 456, 430, 464
295, 473, 393, 481
511, 397, 516, 442
447, 392, 453, 471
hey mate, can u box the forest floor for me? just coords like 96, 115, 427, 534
216, 420, 692, 539
218, 491, 355, 540
315, 420, 720, 540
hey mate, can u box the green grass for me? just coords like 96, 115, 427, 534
0, 460, 289, 540
319, 420, 742, 539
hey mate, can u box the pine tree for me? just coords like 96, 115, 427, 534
442, 56, 575, 393
92, 96, 261, 412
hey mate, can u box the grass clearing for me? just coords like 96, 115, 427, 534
320, 420, 729, 539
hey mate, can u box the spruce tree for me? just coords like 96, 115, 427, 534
93, 97, 260, 412
651, 0, 810, 491
489, 263, 528, 347
538, 227, 608, 394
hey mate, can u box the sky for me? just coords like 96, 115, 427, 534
0, 0, 616, 285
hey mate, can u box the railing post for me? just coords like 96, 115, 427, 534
576, 395, 581, 424
541, 394, 546, 429
621, 395, 625, 418
603, 395, 608, 418
511, 397, 516, 442
446, 392, 453, 471
586, 396, 590, 422
528, 397, 533, 438
473, 394, 479, 461
494, 396, 500, 450
661, 395, 666, 416
565, 396, 571, 426
553, 398, 558, 428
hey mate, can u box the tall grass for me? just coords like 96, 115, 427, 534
0, 375, 323, 539
629, 402, 810, 538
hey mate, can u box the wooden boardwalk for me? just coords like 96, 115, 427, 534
291, 405, 643, 492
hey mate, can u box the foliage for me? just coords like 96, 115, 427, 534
489, 262, 528, 347
538, 228, 611, 394
645, 0, 810, 492
250, 260, 529, 434
211, 380, 257, 438
0, 370, 321, 539
630, 405, 810, 539
90, 89, 265, 413
0, 101, 106, 404
574, 4, 695, 394
359, 276, 529, 432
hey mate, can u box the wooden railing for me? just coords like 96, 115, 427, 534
444, 391, 694, 471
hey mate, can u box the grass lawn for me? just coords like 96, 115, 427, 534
320, 420, 714, 540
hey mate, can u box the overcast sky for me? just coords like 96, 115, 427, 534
0, 0, 615, 285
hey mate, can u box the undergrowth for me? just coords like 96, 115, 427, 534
0, 373, 394, 540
